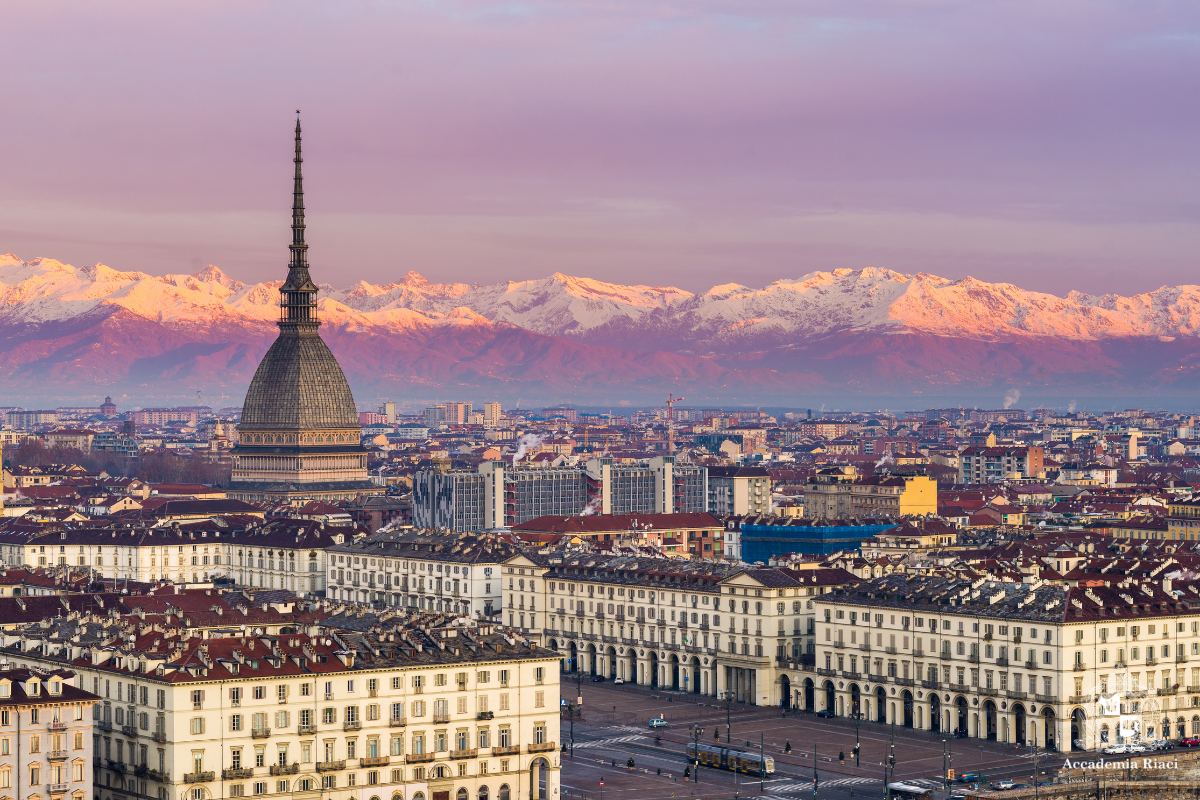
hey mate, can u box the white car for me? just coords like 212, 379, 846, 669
992, 780, 1016, 790
1126, 744, 1146, 753
1103, 744, 1128, 755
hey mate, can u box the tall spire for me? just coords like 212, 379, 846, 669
291, 112, 307, 271
280, 111, 319, 327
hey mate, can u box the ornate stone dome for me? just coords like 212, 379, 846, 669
238, 333, 360, 431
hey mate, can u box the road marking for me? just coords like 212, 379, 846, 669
574, 735, 648, 748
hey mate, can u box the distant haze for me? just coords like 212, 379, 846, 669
4, 1, 1200, 296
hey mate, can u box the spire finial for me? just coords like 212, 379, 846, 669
291, 113, 306, 268
280, 113, 318, 327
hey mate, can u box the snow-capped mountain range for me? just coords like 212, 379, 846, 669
6, 254, 1200, 344
2, 253, 1200, 405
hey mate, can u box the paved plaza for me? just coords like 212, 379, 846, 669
558, 677, 1062, 800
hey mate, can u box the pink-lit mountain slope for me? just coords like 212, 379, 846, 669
3, 254, 1200, 405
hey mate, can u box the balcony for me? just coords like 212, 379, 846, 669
1179, 655, 1190, 664
858, 643, 871, 652
388, 718, 407, 728
298, 724, 318, 736
121, 724, 138, 737
1024, 661, 1037, 671
996, 657, 1009, 667
979, 687, 998, 697
885, 646, 898, 655
912, 649, 924, 658
223, 768, 254, 780
1190, 686, 1200, 694
477, 711, 494, 721
48, 784, 68, 795
529, 742, 557, 754
1073, 663, 1086, 671
368, 688, 379, 698
343, 720, 362, 732
1006, 690, 1028, 700
251, 728, 272, 739
49, 721, 67, 731
491, 745, 520, 756
939, 653, 952, 661
833, 641, 845, 649
816, 668, 836, 677
1068, 695, 1091, 704
967, 655, 980, 664
894, 678, 914, 687
146, 768, 168, 782
151, 731, 167, 744
432, 714, 450, 724
450, 749, 477, 760
48, 750, 69, 761
183, 772, 215, 783
1158, 688, 1178, 697
949, 684, 970, 694
1147, 658, 1158, 667
361, 756, 390, 767
107, 759, 127, 773
278, 696, 289, 704
921, 680, 939, 690
405, 753, 435, 764
1035, 694, 1055, 704
316, 761, 346, 772
324, 692, 334, 701
98, 720, 113, 732
270, 764, 300, 776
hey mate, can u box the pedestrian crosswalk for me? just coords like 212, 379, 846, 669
573, 735, 647, 748
759, 776, 877, 793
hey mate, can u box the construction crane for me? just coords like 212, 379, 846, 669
666, 393, 685, 454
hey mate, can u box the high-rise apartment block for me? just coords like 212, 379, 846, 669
482, 402, 502, 428
706, 465, 771, 516
413, 458, 706, 532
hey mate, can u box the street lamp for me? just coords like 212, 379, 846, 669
852, 711, 861, 766
690, 725, 704, 784
721, 690, 735, 746
562, 702, 582, 757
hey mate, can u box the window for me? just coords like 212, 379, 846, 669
191, 718, 205, 735
231, 715, 243, 731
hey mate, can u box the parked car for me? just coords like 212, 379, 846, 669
1179, 736, 1200, 747
1103, 744, 1128, 755
613, 678, 624, 685
591, 675, 606, 682
1126, 743, 1146, 753
1037, 781, 1054, 787
1010, 784, 1031, 790
991, 780, 1016, 790
815, 709, 835, 718
648, 718, 669, 728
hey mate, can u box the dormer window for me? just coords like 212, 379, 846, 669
0, 682, 9, 698
28, 681, 40, 696
49, 680, 61, 695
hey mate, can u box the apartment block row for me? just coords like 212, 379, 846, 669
805, 574, 1200, 751
4, 615, 561, 800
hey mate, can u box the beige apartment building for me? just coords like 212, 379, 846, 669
5, 621, 561, 800
0, 667, 99, 800
806, 574, 1200, 752
504, 553, 856, 705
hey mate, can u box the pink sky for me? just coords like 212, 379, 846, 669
3, 0, 1200, 295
